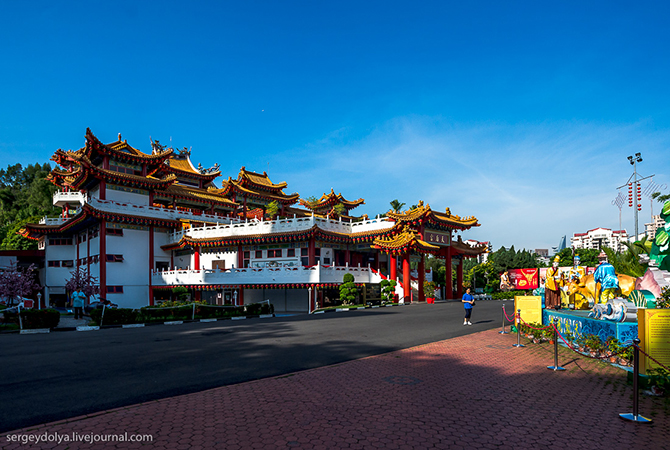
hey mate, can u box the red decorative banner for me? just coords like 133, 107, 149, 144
508, 268, 539, 290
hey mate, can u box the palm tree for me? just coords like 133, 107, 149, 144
389, 199, 405, 213
651, 191, 670, 203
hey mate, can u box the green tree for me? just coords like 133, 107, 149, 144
333, 203, 347, 217
0, 217, 41, 250
265, 200, 279, 219
389, 199, 405, 213
652, 191, 670, 204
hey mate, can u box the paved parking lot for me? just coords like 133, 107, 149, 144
3, 328, 668, 449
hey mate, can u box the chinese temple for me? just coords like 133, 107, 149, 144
20, 129, 486, 312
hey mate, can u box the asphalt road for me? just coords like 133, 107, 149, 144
0, 300, 510, 433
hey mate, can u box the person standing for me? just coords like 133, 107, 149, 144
545, 256, 564, 309
72, 288, 86, 320
462, 287, 475, 325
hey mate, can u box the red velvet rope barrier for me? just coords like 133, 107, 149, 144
519, 316, 552, 331
502, 305, 515, 322
553, 324, 632, 361
634, 344, 670, 373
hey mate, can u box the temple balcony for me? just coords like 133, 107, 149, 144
167, 215, 395, 243
53, 191, 87, 208
86, 197, 242, 226
151, 263, 384, 287
39, 217, 69, 225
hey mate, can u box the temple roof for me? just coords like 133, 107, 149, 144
19, 204, 181, 240
160, 152, 221, 181
217, 169, 300, 205
450, 236, 488, 257
154, 185, 238, 208
371, 226, 442, 256
82, 129, 174, 164
386, 201, 479, 230
237, 167, 287, 191
299, 189, 365, 212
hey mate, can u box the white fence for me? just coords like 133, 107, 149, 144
168, 215, 394, 244
152, 263, 384, 286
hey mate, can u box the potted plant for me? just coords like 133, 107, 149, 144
423, 281, 437, 304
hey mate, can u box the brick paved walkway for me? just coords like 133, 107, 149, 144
3, 329, 669, 449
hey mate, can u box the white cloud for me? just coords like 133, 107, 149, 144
278, 116, 670, 251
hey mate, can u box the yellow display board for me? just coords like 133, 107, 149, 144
637, 309, 670, 375
514, 296, 543, 325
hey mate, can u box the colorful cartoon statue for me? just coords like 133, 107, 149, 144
545, 255, 563, 309
594, 251, 619, 303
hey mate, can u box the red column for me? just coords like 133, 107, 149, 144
456, 257, 464, 298
402, 252, 410, 302
238, 288, 244, 306
418, 254, 425, 302
149, 225, 154, 306
390, 254, 397, 280
194, 246, 201, 270
345, 248, 351, 266
444, 247, 452, 299
308, 237, 316, 266
100, 156, 109, 200
237, 245, 243, 268
99, 220, 107, 299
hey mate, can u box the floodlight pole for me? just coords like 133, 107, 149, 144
618, 154, 653, 243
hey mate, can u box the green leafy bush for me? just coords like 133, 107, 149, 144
339, 274, 358, 305
244, 302, 274, 315
491, 290, 528, 300
2, 308, 60, 329
90, 308, 139, 325
380, 279, 397, 303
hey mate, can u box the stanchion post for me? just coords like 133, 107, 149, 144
192, 303, 196, 321
499, 304, 508, 334
547, 317, 565, 371
512, 309, 525, 348
619, 338, 652, 423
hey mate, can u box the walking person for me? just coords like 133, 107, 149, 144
462, 287, 475, 325
72, 288, 86, 320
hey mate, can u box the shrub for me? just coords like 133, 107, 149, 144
90, 308, 139, 325
380, 279, 397, 303
172, 286, 190, 301
491, 290, 528, 300
245, 302, 274, 316
2, 309, 60, 329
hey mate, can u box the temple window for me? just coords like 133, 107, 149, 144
106, 254, 124, 262
255, 250, 263, 259
49, 238, 73, 246
287, 249, 295, 257
106, 286, 124, 294
109, 163, 141, 176
268, 249, 282, 258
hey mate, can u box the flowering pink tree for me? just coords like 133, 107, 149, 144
64, 267, 100, 300
0, 262, 41, 307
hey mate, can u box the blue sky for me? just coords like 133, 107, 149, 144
2, 1, 669, 251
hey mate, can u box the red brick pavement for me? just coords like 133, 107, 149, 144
3, 329, 669, 449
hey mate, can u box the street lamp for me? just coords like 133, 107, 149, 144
627, 153, 644, 240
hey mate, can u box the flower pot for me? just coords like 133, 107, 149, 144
426, 297, 435, 304
549, 340, 555, 345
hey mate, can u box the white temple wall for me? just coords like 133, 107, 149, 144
200, 251, 237, 271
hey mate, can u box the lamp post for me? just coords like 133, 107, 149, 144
628, 153, 643, 240
619, 154, 652, 243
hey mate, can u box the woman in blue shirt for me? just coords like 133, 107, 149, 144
462, 287, 475, 325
